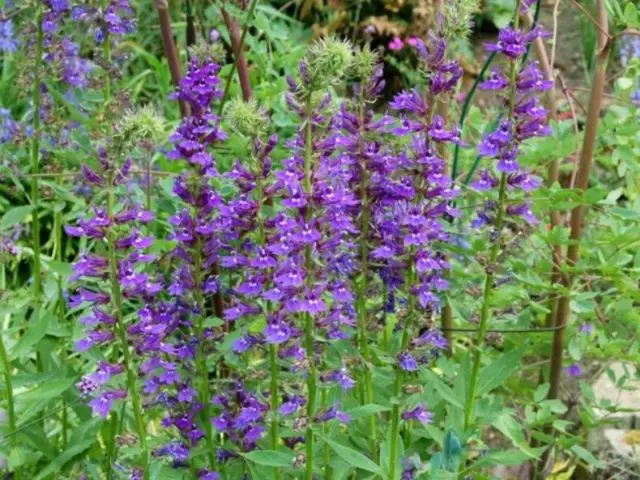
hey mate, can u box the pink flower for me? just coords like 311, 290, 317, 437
407, 36, 419, 47
388, 36, 404, 51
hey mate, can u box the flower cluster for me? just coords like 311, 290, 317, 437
143, 55, 227, 476
71, 0, 136, 44
620, 35, 640, 105
67, 150, 159, 420
471, 6, 549, 227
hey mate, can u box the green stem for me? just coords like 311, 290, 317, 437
193, 237, 218, 471
322, 389, 331, 479
463, 10, 521, 433
0, 266, 19, 480
252, 147, 280, 478
388, 262, 417, 480
101, 0, 112, 104
53, 191, 68, 449
303, 95, 317, 480
106, 182, 149, 479
355, 93, 377, 460
30, 0, 44, 309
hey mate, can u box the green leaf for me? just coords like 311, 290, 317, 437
493, 413, 543, 459
8, 447, 35, 469
325, 438, 382, 474
443, 429, 462, 471
422, 370, 463, 409
34, 439, 95, 480
0, 206, 34, 230
477, 346, 526, 395
533, 383, 550, 403
571, 445, 604, 468
242, 450, 293, 467
11, 310, 52, 357
17, 376, 75, 403
472, 448, 546, 468
347, 404, 390, 420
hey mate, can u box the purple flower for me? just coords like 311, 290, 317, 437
0, 20, 19, 53
315, 405, 351, 424
279, 395, 305, 416
413, 329, 448, 350
578, 323, 593, 335
264, 318, 293, 344
565, 363, 583, 377
89, 389, 126, 418
321, 367, 356, 391
480, 68, 509, 90
485, 27, 527, 58
398, 352, 419, 371
401, 403, 433, 424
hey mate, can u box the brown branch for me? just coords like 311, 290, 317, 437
221, 7, 253, 102
156, 0, 189, 117
548, 0, 609, 402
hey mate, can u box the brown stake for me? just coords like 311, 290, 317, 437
221, 7, 253, 102
538, 1, 609, 476
156, 0, 189, 117
547, 0, 608, 402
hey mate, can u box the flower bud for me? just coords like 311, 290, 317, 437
224, 98, 267, 138
305, 37, 354, 90
114, 105, 165, 152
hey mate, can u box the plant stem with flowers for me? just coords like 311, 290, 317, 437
105, 173, 150, 478
463, 21, 519, 434
302, 92, 318, 480
0, 268, 18, 480
30, 0, 44, 383
463, 0, 550, 431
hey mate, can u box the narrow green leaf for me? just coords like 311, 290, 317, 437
477, 346, 526, 395
325, 438, 381, 474
571, 445, 604, 468
347, 404, 390, 420
242, 450, 293, 468
0, 205, 34, 230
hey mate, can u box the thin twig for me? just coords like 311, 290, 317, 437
549, 0, 560, 72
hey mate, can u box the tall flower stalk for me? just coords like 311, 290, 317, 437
0, 267, 18, 480
67, 152, 158, 478
332, 45, 387, 459
30, 0, 44, 378
382, 30, 463, 478
166, 55, 229, 474
463, 1, 550, 430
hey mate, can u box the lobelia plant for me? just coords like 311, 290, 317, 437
384, 28, 463, 479
3, 0, 640, 478
462, 0, 549, 436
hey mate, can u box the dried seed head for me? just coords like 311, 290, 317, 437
294, 415, 308, 431
403, 384, 425, 395
443, 0, 480, 40
114, 105, 165, 151
351, 44, 379, 81
224, 98, 267, 138
306, 36, 354, 89
293, 452, 306, 469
